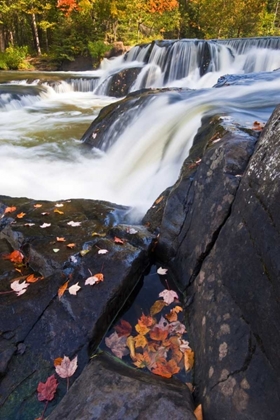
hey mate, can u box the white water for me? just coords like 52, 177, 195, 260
1, 39, 280, 216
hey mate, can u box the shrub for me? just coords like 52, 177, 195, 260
4, 45, 29, 70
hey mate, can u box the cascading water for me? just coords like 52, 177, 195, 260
0, 37, 280, 217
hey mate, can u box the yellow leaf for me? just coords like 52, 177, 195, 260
150, 299, 166, 316
54, 208, 64, 215
126, 336, 135, 359
134, 334, 148, 349
184, 348, 194, 372
135, 323, 150, 336
194, 404, 203, 420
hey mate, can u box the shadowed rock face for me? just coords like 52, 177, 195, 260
0, 197, 155, 419
144, 105, 280, 419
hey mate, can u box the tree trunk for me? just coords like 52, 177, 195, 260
32, 13, 41, 55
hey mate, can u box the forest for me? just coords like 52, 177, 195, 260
0, 0, 279, 69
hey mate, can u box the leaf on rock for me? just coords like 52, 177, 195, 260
58, 280, 69, 299
157, 267, 168, 275
184, 348, 194, 372
26, 274, 43, 283
68, 282, 81, 295
150, 299, 166, 316
92, 232, 106, 237
53, 248, 60, 253
55, 355, 78, 379
149, 326, 169, 341
40, 223, 51, 228
10, 279, 30, 296
114, 236, 124, 244
155, 195, 164, 205
57, 237, 66, 242
134, 334, 148, 349
126, 227, 138, 234
37, 374, 58, 402
3, 250, 24, 264
194, 404, 203, 420
114, 319, 132, 337
16, 212, 26, 219
67, 243, 76, 249
152, 358, 180, 378
4, 206, 16, 214
85, 273, 104, 285
105, 332, 129, 359
159, 289, 178, 305
55, 203, 64, 207
67, 220, 81, 227
98, 249, 108, 254
24, 223, 35, 227
34, 204, 42, 208
54, 208, 64, 215
80, 249, 90, 256
54, 357, 63, 367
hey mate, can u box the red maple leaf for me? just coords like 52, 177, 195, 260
37, 374, 58, 402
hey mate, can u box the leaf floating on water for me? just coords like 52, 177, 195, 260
126, 335, 136, 358
159, 289, 178, 305
135, 323, 150, 336
3, 250, 24, 264
58, 280, 69, 299
67, 221, 81, 227
55, 355, 78, 379
149, 326, 169, 341
157, 267, 168, 275
10, 280, 29, 296
138, 313, 155, 328
98, 249, 108, 254
37, 374, 58, 402
54, 357, 63, 367
150, 299, 166, 316
68, 282, 81, 295
4, 206, 16, 214
184, 348, 194, 372
114, 319, 132, 337
152, 358, 180, 378
40, 223, 51, 228
134, 334, 148, 349
16, 212, 26, 219
165, 305, 183, 322
105, 332, 129, 359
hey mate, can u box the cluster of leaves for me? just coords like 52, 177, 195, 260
105, 269, 194, 380
36, 355, 78, 420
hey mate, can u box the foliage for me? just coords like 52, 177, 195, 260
0, 45, 30, 70
88, 40, 111, 62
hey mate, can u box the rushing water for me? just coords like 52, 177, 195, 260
1, 38, 280, 216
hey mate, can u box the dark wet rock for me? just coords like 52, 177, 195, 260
48, 352, 196, 420
95, 67, 143, 98
58, 55, 94, 71
104, 41, 130, 59
0, 196, 155, 419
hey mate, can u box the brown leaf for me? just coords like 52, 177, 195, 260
165, 306, 183, 322
114, 319, 132, 337
155, 195, 164, 205
55, 355, 78, 379
26, 274, 43, 283
54, 357, 63, 367
138, 313, 155, 328
16, 212, 26, 219
149, 327, 169, 341
37, 374, 58, 402
56, 237, 66, 242
184, 348, 194, 372
152, 358, 180, 378
3, 250, 24, 264
126, 336, 136, 359
58, 280, 69, 299
94, 273, 104, 282
150, 299, 166, 316
4, 206, 16, 214
67, 243, 76, 249
133, 351, 152, 369
114, 236, 124, 244
194, 404, 203, 420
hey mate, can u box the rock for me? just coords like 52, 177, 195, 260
0, 196, 155, 419
48, 352, 196, 420
104, 42, 130, 59
95, 67, 143, 98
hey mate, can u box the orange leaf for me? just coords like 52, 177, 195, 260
133, 351, 152, 369
58, 280, 69, 299
114, 236, 124, 244
184, 348, 194, 372
54, 357, 63, 367
138, 313, 155, 328
26, 274, 42, 283
114, 319, 132, 337
67, 243, 76, 249
33, 204, 42, 208
16, 212, 26, 219
165, 305, 183, 322
3, 250, 24, 264
94, 273, 104, 282
135, 323, 150, 336
150, 299, 166, 316
134, 334, 148, 349
194, 404, 203, 420
56, 237, 66, 242
4, 206, 16, 214
149, 327, 169, 341
152, 358, 180, 378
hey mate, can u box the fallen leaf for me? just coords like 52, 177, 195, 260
58, 280, 69, 299
55, 355, 78, 379
150, 300, 166, 316
92, 232, 106, 237
24, 223, 35, 227
138, 313, 155, 328
80, 249, 90, 256
67, 243, 76, 249
155, 195, 164, 205
41, 212, 50, 215
126, 335, 136, 358
114, 236, 124, 244
98, 249, 108, 254
105, 332, 129, 359
68, 282, 81, 295
133, 351, 153, 369
114, 319, 132, 337
184, 348, 194, 371
4, 206, 16, 214
57, 237, 66, 242
37, 374, 58, 402
85, 274, 103, 286
40, 223, 51, 228
134, 334, 148, 349
168, 320, 186, 335
194, 404, 203, 420
159, 289, 178, 305
3, 250, 24, 264
152, 358, 180, 378
157, 267, 168, 275
179, 339, 190, 352
54, 357, 63, 367
53, 248, 60, 253
26, 274, 42, 283
55, 203, 64, 207
10, 280, 29, 296
126, 227, 138, 234
54, 208, 64, 215
34, 204, 42, 208
154, 316, 170, 331
67, 221, 81, 227
149, 326, 169, 341
165, 305, 183, 322
135, 323, 150, 336
16, 212, 26, 219
70, 255, 78, 263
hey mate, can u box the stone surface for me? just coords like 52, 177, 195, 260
0, 197, 155, 419
48, 352, 196, 420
